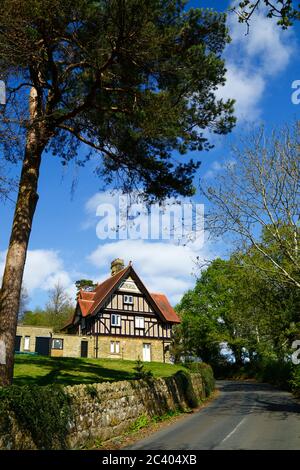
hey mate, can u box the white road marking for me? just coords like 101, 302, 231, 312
220, 416, 247, 444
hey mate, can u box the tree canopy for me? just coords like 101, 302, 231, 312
0, 0, 235, 201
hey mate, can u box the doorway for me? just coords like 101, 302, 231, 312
143, 343, 151, 362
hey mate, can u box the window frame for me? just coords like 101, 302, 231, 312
124, 295, 134, 304
24, 336, 30, 351
111, 314, 121, 327
110, 341, 120, 354
52, 338, 64, 350
135, 316, 145, 329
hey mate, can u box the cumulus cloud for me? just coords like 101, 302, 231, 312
0, 249, 76, 302
87, 238, 219, 305
216, 7, 295, 121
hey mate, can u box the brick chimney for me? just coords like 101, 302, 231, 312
111, 258, 125, 276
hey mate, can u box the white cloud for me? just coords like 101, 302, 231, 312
216, 7, 295, 121
216, 64, 265, 121
203, 158, 236, 180
228, 10, 294, 76
87, 238, 218, 305
0, 249, 76, 302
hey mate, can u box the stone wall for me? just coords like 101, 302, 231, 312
16, 325, 92, 358
0, 373, 205, 449
94, 335, 170, 363
16, 326, 171, 362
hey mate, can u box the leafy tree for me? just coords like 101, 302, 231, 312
178, 252, 300, 367
46, 283, 74, 331
231, 0, 300, 29
21, 284, 74, 332
202, 122, 300, 290
0, 0, 235, 385
75, 279, 97, 294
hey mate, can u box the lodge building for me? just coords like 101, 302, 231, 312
16, 259, 180, 363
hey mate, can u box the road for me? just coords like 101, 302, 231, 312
128, 381, 300, 450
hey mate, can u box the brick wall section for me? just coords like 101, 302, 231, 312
0, 374, 205, 449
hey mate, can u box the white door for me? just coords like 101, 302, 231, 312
143, 343, 151, 362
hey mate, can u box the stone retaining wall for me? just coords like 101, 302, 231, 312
0, 373, 205, 449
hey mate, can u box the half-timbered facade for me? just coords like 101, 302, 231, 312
64, 259, 180, 362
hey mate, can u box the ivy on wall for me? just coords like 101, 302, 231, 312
0, 384, 72, 449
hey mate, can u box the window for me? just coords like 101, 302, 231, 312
135, 317, 144, 329
111, 314, 121, 327
24, 336, 30, 350
110, 341, 120, 354
52, 338, 63, 350
124, 295, 133, 304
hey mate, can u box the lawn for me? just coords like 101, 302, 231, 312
13, 354, 187, 386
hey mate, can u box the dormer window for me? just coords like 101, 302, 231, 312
124, 295, 133, 304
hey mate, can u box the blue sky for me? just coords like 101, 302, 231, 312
1, 0, 300, 309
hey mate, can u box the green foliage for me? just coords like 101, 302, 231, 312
129, 414, 150, 432
0, 0, 235, 202
232, 1, 300, 29
152, 409, 181, 423
176, 249, 300, 368
133, 358, 154, 380
75, 280, 97, 293
0, 384, 72, 449
173, 370, 198, 408
290, 366, 300, 397
186, 362, 215, 397
21, 307, 72, 332
85, 385, 98, 399
14, 355, 184, 386
256, 360, 294, 390
20, 283, 74, 332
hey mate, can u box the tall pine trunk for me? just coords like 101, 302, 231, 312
0, 87, 49, 386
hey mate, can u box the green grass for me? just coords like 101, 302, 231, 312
13, 354, 187, 386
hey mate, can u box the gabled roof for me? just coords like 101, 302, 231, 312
68, 264, 180, 326
150, 293, 180, 323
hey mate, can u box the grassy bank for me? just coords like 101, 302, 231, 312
13, 354, 187, 386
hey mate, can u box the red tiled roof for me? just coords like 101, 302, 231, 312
150, 293, 181, 323
88, 266, 130, 316
79, 291, 96, 301
78, 299, 94, 317
74, 265, 181, 324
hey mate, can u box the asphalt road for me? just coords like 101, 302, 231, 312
128, 380, 300, 450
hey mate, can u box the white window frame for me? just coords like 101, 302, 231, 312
111, 314, 121, 327
124, 295, 133, 304
24, 336, 30, 351
110, 341, 120, 354
52, 338, 63, 350
135, 316, 145, 329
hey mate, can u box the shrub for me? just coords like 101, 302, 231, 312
0, 384, 72, 449
129, 414, 149, 432
133, 358, 154, 380
186, 362, 215, 397
290, 365, 300, 397
256, 360, 293, 390
173, 370, 199, 408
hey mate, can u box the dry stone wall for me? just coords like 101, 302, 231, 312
0, 373, 205, 449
